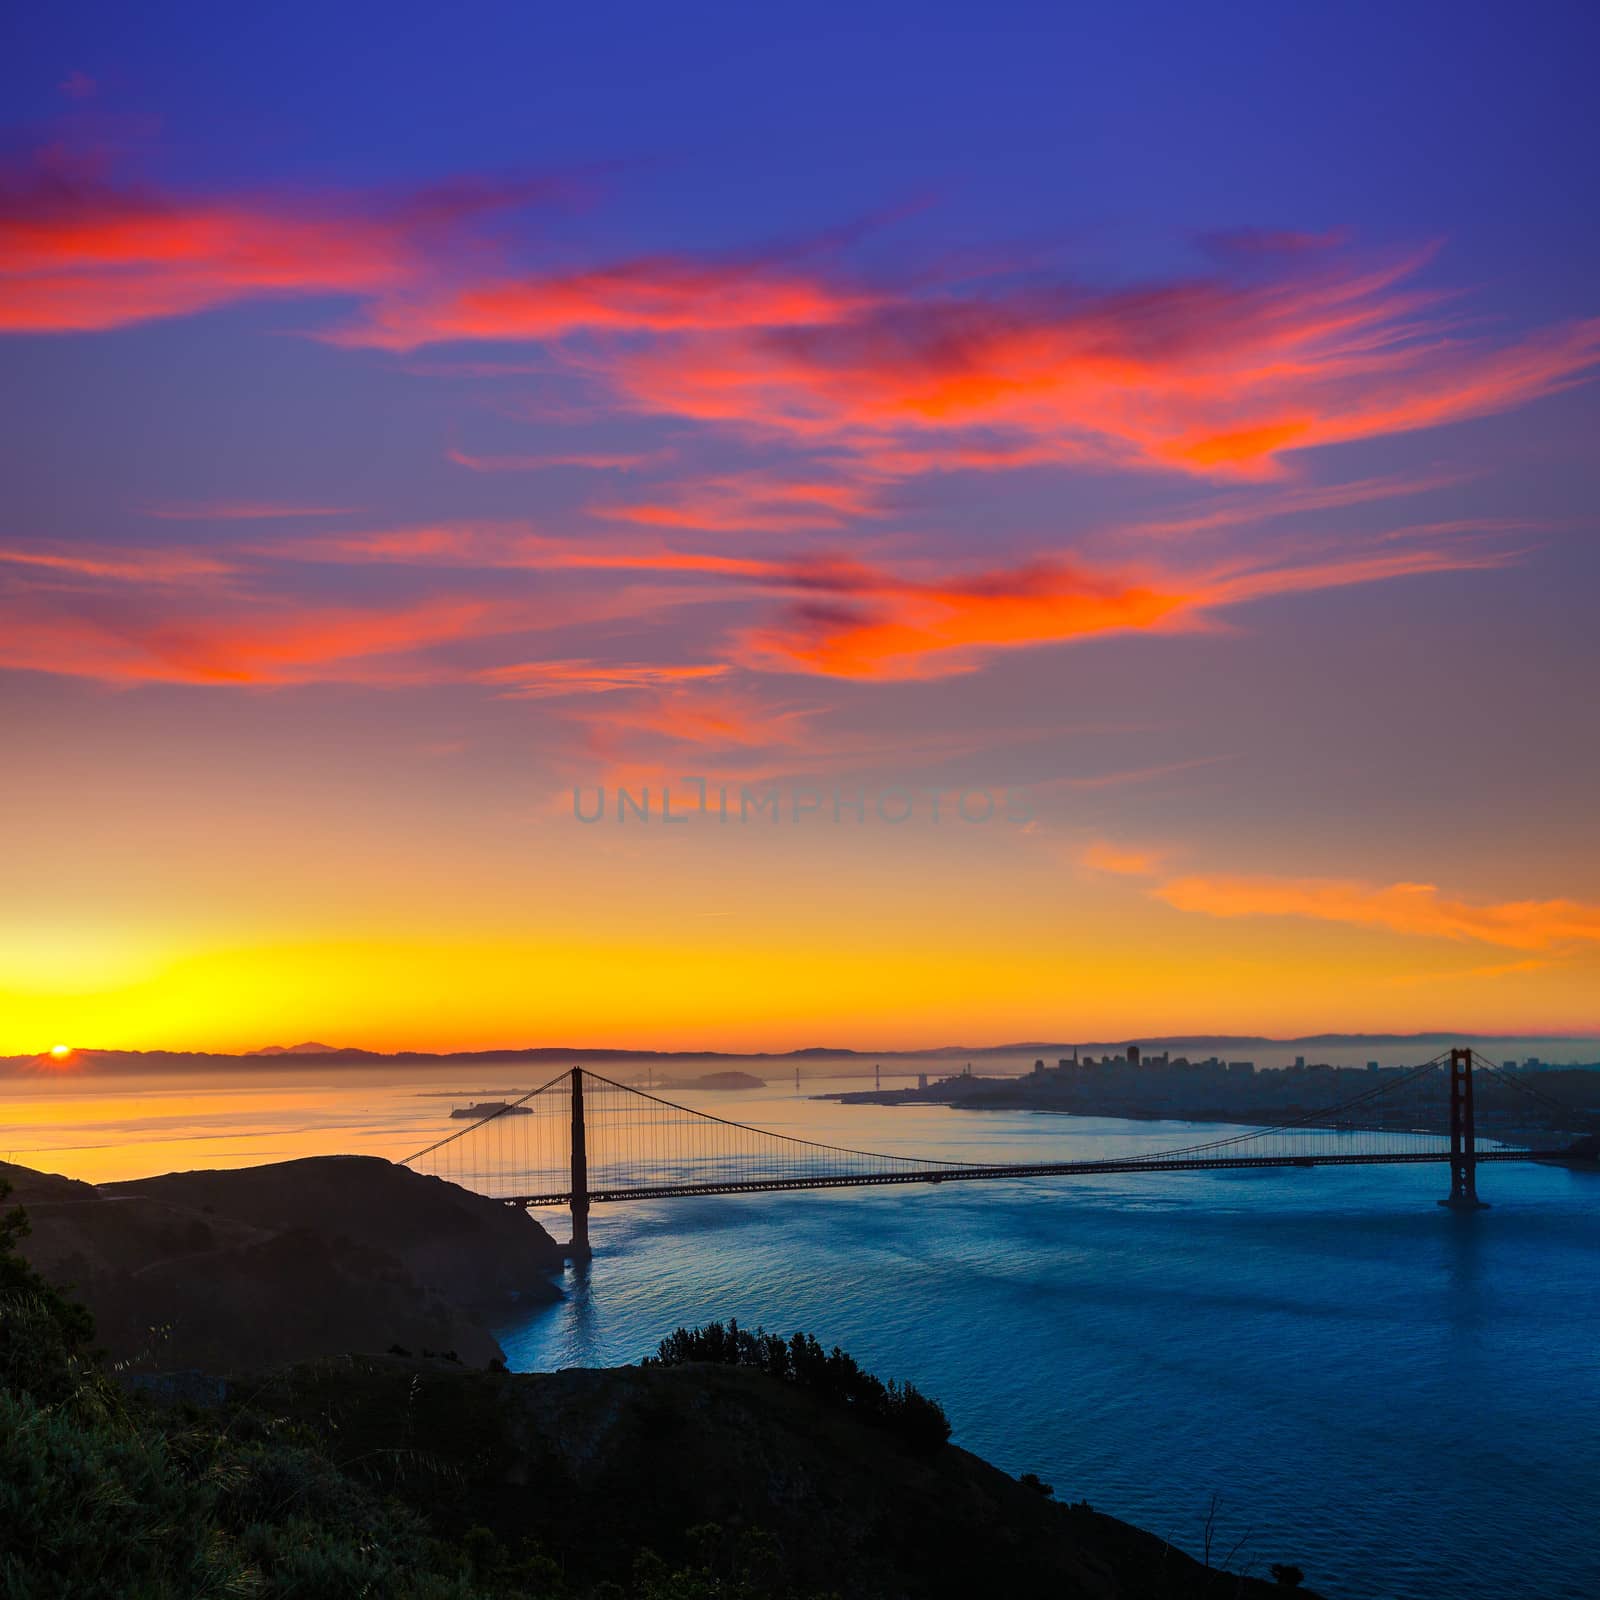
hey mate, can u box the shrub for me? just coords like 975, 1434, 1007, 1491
0, 1183, 101, 1410
646, 1320, 952, 1454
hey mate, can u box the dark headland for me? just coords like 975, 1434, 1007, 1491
1, 1155, 564, 1371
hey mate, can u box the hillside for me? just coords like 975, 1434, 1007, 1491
234, 1354, 1319, 1598
2, 1155, 562, 1373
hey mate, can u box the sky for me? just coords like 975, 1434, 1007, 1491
3, 1, 1599, 1054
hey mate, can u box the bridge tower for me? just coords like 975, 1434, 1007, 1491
1439, 1047, 1488, 1210
569, 1066, 593, 1257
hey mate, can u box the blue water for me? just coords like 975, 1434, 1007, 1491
498, 1096, 1600, 1600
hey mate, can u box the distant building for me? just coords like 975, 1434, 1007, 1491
1367, 1061, 1380, 1072
918, 1073, 928, 1090
1503, 1060, 1516, 1071
1227, 1061, 1255, 1074
1127, 1043, 1141, 1066
1294, 1055, 1306, 1069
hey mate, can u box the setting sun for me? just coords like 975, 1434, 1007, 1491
49, 1043, 72, 1059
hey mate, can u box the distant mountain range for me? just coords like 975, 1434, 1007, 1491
4, 1030, 1596, 1075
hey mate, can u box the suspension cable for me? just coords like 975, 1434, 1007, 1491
579, 1069, 981, 1167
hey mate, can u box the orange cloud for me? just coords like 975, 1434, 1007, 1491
1154, 874, 1600, 951
607, 251, 1600, 478
729, 531, 1512, 682
1080, 841, 1163, 875
737, 556, 1188, 680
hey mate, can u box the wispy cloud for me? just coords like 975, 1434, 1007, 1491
0, 542, 233, 585
0, 154, 549, 333
0, 592, 522, 686
1109, 470, 1473, 543
601, 246, 1600, 479
597, 473, 882, 533
1080, 840, 1165, 874
731, 537, 1516, 681
333, 256, 871, 349
1379, 957, 1552, 987
6, 144, 1593, 488
479, 659, 730, 698
1154, 874, 1600, 952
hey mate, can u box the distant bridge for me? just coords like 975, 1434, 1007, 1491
403, 1049, 1589, 1255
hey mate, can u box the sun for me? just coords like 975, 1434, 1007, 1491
49, 1043, 72, 1060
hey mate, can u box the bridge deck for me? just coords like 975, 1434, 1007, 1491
501, 1147, 1565, 1208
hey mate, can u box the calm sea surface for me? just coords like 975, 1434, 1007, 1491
7, 1050, 1597, 1600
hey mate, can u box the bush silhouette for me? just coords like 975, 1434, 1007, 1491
647, 1319, 952, 1454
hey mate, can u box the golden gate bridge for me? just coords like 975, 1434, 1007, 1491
403, 1048, 1591, 1255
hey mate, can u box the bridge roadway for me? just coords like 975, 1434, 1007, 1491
501, 1146, 1565, 1208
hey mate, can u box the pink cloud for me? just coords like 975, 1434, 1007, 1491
0, 155, 540, 333
480, 659, 730, 699
336, 257, 871, 349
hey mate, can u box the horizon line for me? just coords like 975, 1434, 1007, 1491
9, 1028, 1600, 1070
